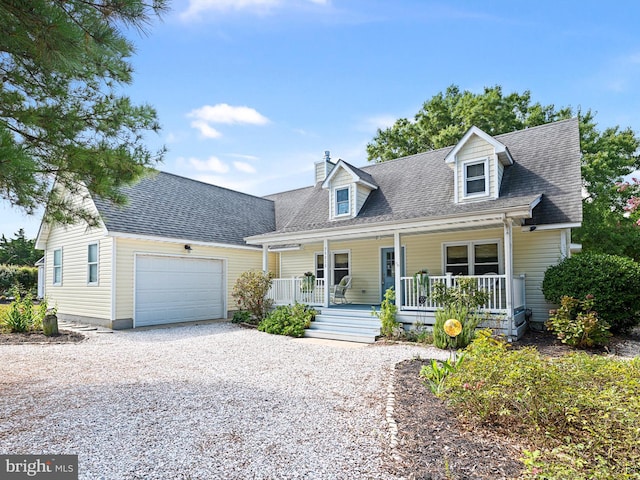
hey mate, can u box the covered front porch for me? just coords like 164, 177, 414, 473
267, 272, 527, 338
253, 211, 549, 340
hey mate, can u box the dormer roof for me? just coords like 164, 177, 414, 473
444, 125, 514, 166
321, 159, 379, 190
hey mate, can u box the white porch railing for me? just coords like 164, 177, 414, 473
266, 274, 526, 313
268, 277, 326, 306
401, 273, 526, 313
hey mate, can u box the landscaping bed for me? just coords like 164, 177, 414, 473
0, 330, 85, 344
388, 328, 640, 479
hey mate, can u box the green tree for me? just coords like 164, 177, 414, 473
366, 85, 572, 162
0, 229, 42, 265
0, 0, 167, 227
367, 85, 640, 259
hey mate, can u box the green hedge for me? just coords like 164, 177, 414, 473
0, 264, 38, 295
542, 252, 640, 332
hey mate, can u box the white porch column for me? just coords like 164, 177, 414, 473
323, 239, 331, 308
394, 232, 402, 307
503, 218, 514, 338
262, 244, 269, 272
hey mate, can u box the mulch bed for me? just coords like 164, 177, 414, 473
388, 359, 525, 480
388, 328, 640, 479
0, 330, 86, 344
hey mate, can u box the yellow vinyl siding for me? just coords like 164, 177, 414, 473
43, 206, 113, 321
512, 228, 564, 324
456, 135, 497, 200
114, 238, 264, 320
356, 184, 370, 214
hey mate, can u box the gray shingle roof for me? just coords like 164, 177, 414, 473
265, 118, 582, 234
93, 171, 275, 246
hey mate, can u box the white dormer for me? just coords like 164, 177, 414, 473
321, 159, 378, 220
444, 126, 514, 203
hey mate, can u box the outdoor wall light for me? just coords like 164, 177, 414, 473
184, 244, 192, 251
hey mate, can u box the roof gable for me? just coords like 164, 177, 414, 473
321, 159, 378, 190
444, 125, 514, 166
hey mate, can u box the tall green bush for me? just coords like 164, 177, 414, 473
0, 264, 38, 295
231, 270, 274, 324
431, 277, 488, 349
542, 252, 640, 332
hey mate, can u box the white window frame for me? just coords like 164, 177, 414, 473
87, 243, 99, 285
442, 240, 502, 275
463, 158, 489, 198
315, 250, 351, 286
314, 252, 324, 281
53, 248, 63, 286
334, 186, 350, 217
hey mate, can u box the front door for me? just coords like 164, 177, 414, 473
381, 247, 404, 301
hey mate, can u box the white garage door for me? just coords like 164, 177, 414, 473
135, 255, 224, 327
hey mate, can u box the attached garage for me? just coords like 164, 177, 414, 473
134, 255, 225, 327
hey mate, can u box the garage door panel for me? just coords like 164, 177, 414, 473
135, 256, 224, 327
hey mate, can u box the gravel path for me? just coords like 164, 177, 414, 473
0, 322, 447, 479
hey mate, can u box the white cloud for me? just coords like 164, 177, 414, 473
181, 0, 280, 19
234, 161, 257, 174
180, 0, 330, 20
189, 120, 222, 139
187, 104, 269, 139
181, 156, 230, 173
189, 103, 270, 126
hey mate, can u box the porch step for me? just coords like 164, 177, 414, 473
306, 308, 381, 343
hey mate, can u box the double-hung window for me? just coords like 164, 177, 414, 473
53, 248, 62, 285
335, 187, 350, 216
464, 159, 488, 197
315, 251, 350, 285
444, 241, 500, 275
88, 243, 99, 285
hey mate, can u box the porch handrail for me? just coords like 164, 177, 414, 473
267, 277, 325, 306
401, 274, 516, 313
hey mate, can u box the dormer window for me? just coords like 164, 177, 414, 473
336, 187, 350, 216
464, 159, 488, 197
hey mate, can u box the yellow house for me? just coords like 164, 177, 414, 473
36, 119, 582, 342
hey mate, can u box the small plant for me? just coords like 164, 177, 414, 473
231, 310, 252, 324
231, 270, 274, 324
413, 269, 430, 298
405, 320, 433, 344
258, 303, 316, 337
0, 292, 49, 333
420, 353, 466, 395
372, 287, 400, 338
301, 272, 315, 293
546, 295, 611, 348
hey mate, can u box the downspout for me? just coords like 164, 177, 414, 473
503, 216, 514, 339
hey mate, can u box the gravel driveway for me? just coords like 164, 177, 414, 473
0, 322, 446, 479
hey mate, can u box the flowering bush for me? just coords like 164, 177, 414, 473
546, 295, 611, 348
231, 270, 274, 324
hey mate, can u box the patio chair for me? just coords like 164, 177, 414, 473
330, 275, 352, 304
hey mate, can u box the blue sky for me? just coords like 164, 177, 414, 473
3, 0, 640, 240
